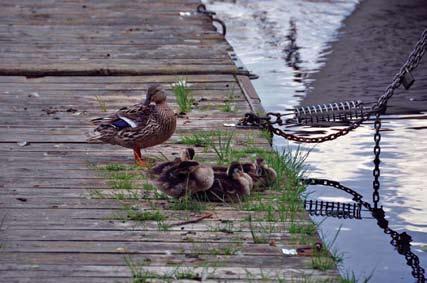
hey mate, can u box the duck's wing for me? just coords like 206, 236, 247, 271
150, 159, 179, 175
95, 105, 158, 133
91, 104, 153, 128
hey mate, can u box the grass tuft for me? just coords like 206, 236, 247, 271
124, 207, 166, 222
221, 88, 236, 113
169, 196, 206, 212
172, 79, 194, 114
95, 95, 108, 112
179, 132, 212, 148
124, 256, 155, 283
210, 130, 234, 164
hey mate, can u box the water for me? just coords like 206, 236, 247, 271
204, 0, 427, 281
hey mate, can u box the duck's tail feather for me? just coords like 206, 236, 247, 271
90, 117, 114, 125
87, 133, 104, 143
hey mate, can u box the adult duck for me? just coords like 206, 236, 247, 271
88, 84, 176, 166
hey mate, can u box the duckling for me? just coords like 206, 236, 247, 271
194, 162, 253, 202
88, 84, 176, 166
150, 148, 195, 176
253, 158, 277, 189
156, 160, 214, 198
212, 158, 276, 191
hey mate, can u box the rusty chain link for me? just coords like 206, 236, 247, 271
238, 29, 426, 143
304, 178, 426, 282
196, 4, 227, 36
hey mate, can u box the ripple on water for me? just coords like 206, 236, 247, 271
206, 0, 427, 281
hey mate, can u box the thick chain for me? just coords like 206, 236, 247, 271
305, 178, 426, 282
238, 29, 426, 143
372, 112, 382, 208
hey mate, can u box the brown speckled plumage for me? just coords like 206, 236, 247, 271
88, 84, 176, 157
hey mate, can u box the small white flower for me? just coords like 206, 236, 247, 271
179, 12, 192, 16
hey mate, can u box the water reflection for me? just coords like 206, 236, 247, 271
206, 0, 427, 282
304, 178, 426, 282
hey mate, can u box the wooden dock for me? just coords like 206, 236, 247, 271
0, 1, 340, 282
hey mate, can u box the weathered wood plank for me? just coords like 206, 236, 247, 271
0, 265, 338, 281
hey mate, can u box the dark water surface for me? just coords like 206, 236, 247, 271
205, 0, 427, 282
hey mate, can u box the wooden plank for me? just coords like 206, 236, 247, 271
0, 266, 338, 281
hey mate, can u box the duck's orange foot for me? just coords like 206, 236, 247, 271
135, 158, 148, 167
133, 147, 148, 167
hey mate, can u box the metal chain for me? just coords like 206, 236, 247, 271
305, 178, 426, 282
238, 29, 427, 143
196, 4, 227, 36
372, 112, 382, 208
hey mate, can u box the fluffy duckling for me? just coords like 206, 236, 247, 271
156, 160, 214, 198
150, 148, 195, 176
194, 162, 253, 202
253, 158, 277, 189
212, 158, 276, 191
88, 84, 176, 166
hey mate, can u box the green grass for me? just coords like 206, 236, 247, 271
90, 163, 145, 200
157, 220, 170, 231
288, 223, 317, 236
179, 131, 212, 147
207, 220, 241, 234
104, 163, 131, 171
169, 196, 206, 212
259, 129, 273, 145
124, 208, 166, 222
208, 244, 241, 256
248, 215, 269, 244
172, 78, 194, 114
94, 95, 108, 112
221, 88, 236, 113
340, 270, 374, 283
311, 225, 344, 271
124, 256, 156, 283
209, 130, 234, 164
172, 267, 202, 280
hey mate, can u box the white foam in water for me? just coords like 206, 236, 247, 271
205, 0, 427, 281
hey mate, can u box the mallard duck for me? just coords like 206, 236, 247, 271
194, 162, 253, 202
150, 148, 195, 176
212, 158, 276, 191
88, 84, 176, 166
156, 160, 214, 198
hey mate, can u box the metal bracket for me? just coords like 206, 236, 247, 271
304, 199, 362, 219
401, 68, 415, 90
